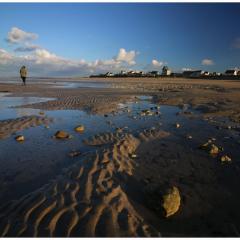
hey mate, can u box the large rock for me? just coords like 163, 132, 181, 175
162, 186, 181, 218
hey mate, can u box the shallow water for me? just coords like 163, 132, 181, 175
0, 94, 240, 205
0, 96, 54, 120
51, 81, 112, 89
0, 79, 113, 89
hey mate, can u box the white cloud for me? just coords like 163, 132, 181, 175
1, 27, 139, 76
201, 59, 214, 66
0, 48, 12, 64
233, 38, 240, 49
115, 48, 136, 65
7, 27, 38, 44
182, 68, 192, 71
0, 46, 136, 76
14, 43, 41, 52
152, 59, 164, 67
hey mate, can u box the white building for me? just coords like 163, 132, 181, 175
224, 69, 239, 76
162, 66, 171, 76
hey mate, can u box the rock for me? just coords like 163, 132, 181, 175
15, 135, 24, 141
104, 114, 108, 117
75, 125, 85, 133
54, 130, 71, 139
130, 153, 137, 159
175, 123, 180, 128
116, 127, 123, 132
187, 135, 192, 139
141, 109, 153, 116
200, 142, 222, 156
162, 186, 181, 218
209, 144, 219, 156
68, 151, 81, 157
221, 155, 231, 163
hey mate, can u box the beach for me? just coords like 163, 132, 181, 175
0, 77, 240, 237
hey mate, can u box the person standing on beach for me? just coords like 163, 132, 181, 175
20, 66, 27, 86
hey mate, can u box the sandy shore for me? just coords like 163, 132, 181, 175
0, 77, 240, 237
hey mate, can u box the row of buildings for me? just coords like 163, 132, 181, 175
90, 67, 240, 78
91, 66, 172, 78
182, 69, 240, 78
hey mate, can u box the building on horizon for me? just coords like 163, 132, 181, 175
224, 69, 240, 76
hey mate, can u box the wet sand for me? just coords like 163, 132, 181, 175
0, 77, 240, 237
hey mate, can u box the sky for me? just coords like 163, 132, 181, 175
0, 3, 240, 77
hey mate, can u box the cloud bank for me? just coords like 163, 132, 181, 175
1, 27, 140, 76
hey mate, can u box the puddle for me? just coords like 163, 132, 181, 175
0, 79, 112, 89
51, 81, 112, 89
0, 96, 54, 120
135, 95, 153, 101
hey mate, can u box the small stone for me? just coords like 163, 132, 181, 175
116, 127, 123, 132
130, 153, 137, 159
15, 135, 24, 141
210, 144, 219, 156
221, 155, 231, 163
187, 135, 192, 139
104, 114, 108, 117
68, 151, 81, 157
200, 142, 221, 157
162, 186, 181, 218
175, 123, 181, 128
75, 125, 85, 133
54, 130, 71, 139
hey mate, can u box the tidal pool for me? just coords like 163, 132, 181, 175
0, 94, 239, 205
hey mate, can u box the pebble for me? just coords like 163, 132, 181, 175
130, 153, 137, 159
15, 135, 24, 142
175, 123, 181, 128
75, 125, 85, 133
221, 155, 232, 163
54, 130, 71, 139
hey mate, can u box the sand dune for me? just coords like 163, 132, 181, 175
0, 129, 169, 237
0, 115, 52, 139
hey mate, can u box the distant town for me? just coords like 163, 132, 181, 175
90, 66, 240, 79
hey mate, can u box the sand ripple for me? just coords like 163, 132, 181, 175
0, 116, 52, 139
17, 95, 132, 114
0, 129, 169, 237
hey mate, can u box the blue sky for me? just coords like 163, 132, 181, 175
0, 3, 240, 76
